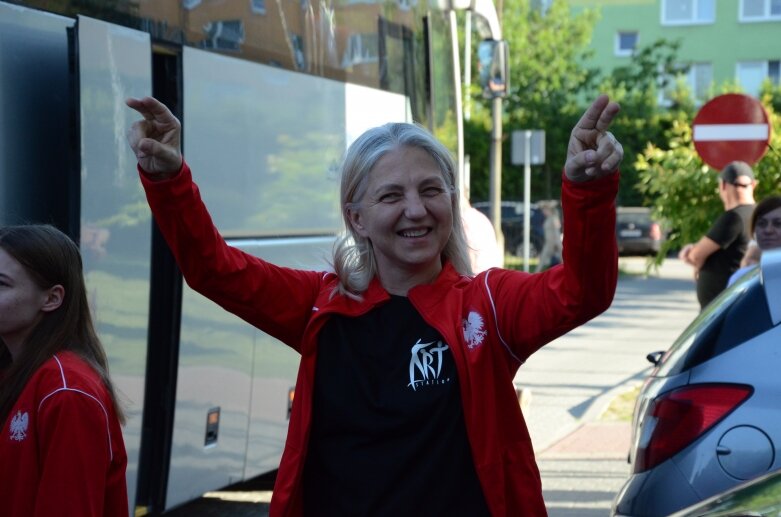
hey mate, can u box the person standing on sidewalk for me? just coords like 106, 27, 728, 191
126, 94, 623, 517
461, 180, 504, 273
536, 201, 562, 272
679, 161, 756, 309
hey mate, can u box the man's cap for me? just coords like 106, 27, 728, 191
720, 161, 755, 184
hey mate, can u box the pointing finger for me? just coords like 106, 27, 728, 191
126, 96, 178, 125
594, 101, 621, 133
574, 94, 610, 132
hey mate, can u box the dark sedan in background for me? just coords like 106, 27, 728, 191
616, 207, 664, 256
473, 201, 545, 257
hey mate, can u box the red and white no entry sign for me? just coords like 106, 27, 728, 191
692, 93, 771, 170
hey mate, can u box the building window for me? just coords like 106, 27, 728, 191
740, 0, 781, 21
689, 62, 714, 101
771, 60, 781, 83
202, 20, 245, 51
615, 31, 638, 57
183, 0, 202, 9
290, 33, 306, 70
661, 0, 715, 25
250, 0, 266, 14
342, 33, 379, 68
659, 62, 713, 106
737, 60, 781, 96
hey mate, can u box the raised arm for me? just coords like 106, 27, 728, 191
487, 95, 622, 361
125, 97, 323, 350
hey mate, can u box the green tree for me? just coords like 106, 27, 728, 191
465, 2, 688, 207
464, 0, 777, 245
598, 39, 695, 206
636, 84, 781, 265
465, 0, 599, 202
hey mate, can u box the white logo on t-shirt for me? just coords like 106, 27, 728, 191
9, 410, 29, 441
463, 311, 487, 349
408, 339, 450, 390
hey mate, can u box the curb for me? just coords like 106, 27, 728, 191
535, 370, 648, 455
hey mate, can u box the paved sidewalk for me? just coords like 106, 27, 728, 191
536, 421, 632, 516
522, 257, 700, 516
543, 421, 632, 459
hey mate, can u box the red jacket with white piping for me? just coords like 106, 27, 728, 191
0, 352, 128, 517
140, 163, 618, 516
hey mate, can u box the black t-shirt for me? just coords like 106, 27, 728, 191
302, 295, 489, 517
698, 204, 754, 307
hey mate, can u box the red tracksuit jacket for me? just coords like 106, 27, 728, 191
141, 163, 618, 516
0, 351, 128, 517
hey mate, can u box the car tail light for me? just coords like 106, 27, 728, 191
634, 384, 752, 473
649, 222, 662, 241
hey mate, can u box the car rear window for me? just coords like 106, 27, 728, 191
656, 268, 775, 376
617, 213, 649, 225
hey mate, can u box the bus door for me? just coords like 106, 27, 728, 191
71, 15, 155, 515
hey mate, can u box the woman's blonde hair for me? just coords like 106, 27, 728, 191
332, 122, 472, 298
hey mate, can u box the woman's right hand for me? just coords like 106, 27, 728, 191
126, 97, 183, 178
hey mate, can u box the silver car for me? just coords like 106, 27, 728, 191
612, 249, 781, 516
669, 467, 781, 517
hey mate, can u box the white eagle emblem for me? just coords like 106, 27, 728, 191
9, 410, 29, 442
463, 311, 488, 349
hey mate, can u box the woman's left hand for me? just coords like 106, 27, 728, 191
564, 95, 623, 183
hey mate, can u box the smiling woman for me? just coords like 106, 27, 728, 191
127, 93, 623, 516
337, 125, 467, 297
344, 146, 456, 295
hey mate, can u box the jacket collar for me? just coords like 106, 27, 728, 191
321, 261, 467, 316
408, 261, 467, 309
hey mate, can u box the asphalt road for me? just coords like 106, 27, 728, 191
164, 257, 701, 516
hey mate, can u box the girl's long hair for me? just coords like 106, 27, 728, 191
0, 225, 125, 425
332, 122, 472, 299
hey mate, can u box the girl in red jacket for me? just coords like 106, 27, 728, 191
0, 225, 128, 517
127, 95, 623, 516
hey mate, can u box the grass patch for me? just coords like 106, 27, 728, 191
504, 254, 539, 271
617, 257, 662, 278
618, 264, 646, 278
600, 384, 641, 422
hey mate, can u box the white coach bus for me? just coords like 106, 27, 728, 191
0, 0, 504, 514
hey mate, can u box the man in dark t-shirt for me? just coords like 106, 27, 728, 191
679, 161, 757, 309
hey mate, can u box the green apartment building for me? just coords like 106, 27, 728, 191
569, 0, 781, 103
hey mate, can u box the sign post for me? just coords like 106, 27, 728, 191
692, 93, 771, 170
511, 130, 545, 272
